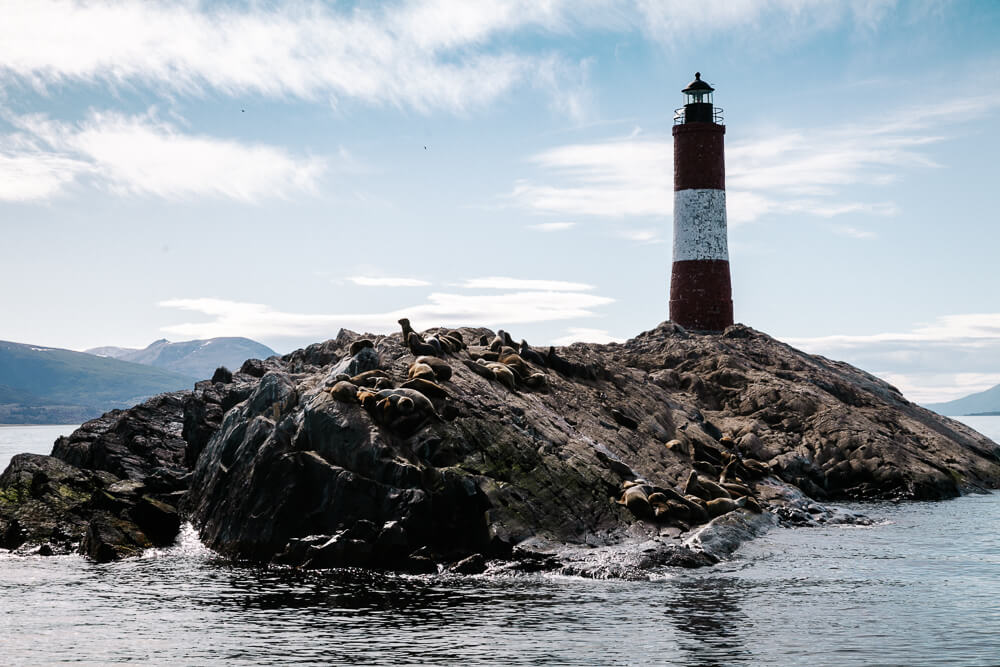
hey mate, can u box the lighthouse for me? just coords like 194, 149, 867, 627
669, 72, 733, 332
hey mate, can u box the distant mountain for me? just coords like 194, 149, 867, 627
86, 337, 276, 380
925, 383, 1000, 416
0, 340, 194, 424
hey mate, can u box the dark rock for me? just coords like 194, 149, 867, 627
79, 512, 151, 563
449, 553, 487, 574
211, 366, 233, 384
130, 496, 180, 547
51, 392, 189, 482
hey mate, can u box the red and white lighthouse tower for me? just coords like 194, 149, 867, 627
669, 72, 733, 332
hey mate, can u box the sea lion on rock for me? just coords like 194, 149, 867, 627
408, 362, 436, 381
685, 471, 731, 501
721, 481, 754, 498
498, 353, 531, 380
666, 439, 691, 457
368, 388, 441, 432
519, 340, 546, 366
523, 372, 547, 390
485, 362, 517, 391
462, 358, 495, 381
407, 332, 438, 357
401, 378, 450, 399
350, 369, 389, 387
373, 377, 394, 390
415, 356, 452, 382
617, 485, 653, 519
398, 318, 417, 341
488, 332, 504, 352
349, 339, 374, 356
735, 496, 763, 513
741, 458, 771, 478
706, 497, 738, 518
327, 381, 359, 403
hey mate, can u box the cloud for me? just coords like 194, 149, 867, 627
618, 228, 662, 243
348, 276, 432, 287
159, 288, 615, 339
552, 327, 626, 346
0, 110, 324, 202
782, 313, 1000, 403
527, 221, 576, 232
455, 276, 594, 291
511, 92, 1000, 225
0, 0, 599, 114
832, 225, 877, 240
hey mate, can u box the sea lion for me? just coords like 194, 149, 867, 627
479, 334, 491, 346
373, 377, 394, 390
424, 336, 444, 355
398, 318, 417, 342
486, 362, 517, 391
350, 369, 388, 387
498, 353, 531, 380
501, 330, 516, 348
721, 481, 754, 498
463, 358, 495, 380
407, 332, 438, 356
666, 439, 691, 457
349, 339, 374, 356
327, 380, 359, 403
408, 361, 436, 381
519, 340, 546, 366
683, 495, 711, 523
523, 372, 547, 390
401, 377, 450, 399
685, 471, 731, 501
488, 332, 504, 352
741, 458, 770, 478
367, 387, 441, 432
617, 485, 652, 519
357, 388, 377, 408
706, 497, 738, 518
415, 355, 452, 382
736, 496, 763, 513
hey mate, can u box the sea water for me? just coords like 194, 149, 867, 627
1, 418, 999, 665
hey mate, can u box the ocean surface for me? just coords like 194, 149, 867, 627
2, 417, 999, 666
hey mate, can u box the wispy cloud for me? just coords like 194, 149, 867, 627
511, 92, 1000, 226
0, 0, 596, 114
348, 276, 432, 287
1, 1, 902, 116
1, 110, 324, 202
783, 313, 1000, 403
552, 327, 626, 346
455, 276, 594, 291
527, 221, 576, 232
159, 288, 615, 340
618, 228, 662, 243
833, 225, 878, 240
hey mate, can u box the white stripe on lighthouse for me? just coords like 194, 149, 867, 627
672, 189, 728, 262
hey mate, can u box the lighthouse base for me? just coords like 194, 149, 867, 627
669, 259, 733, 332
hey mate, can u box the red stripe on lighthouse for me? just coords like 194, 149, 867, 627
673, 123, 726, 191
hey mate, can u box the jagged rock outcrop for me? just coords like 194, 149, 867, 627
2, 322, 998, 576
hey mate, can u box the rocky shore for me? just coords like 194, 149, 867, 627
2, 322, 998, 578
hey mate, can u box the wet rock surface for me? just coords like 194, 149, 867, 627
2, 322, 999, 575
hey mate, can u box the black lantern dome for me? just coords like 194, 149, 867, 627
675, 72, 723, 125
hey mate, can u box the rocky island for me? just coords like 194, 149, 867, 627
2, 321, 998, 578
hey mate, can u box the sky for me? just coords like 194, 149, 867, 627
1, 0, 998, 404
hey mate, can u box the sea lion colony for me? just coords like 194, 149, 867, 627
321, 317, 768, 531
